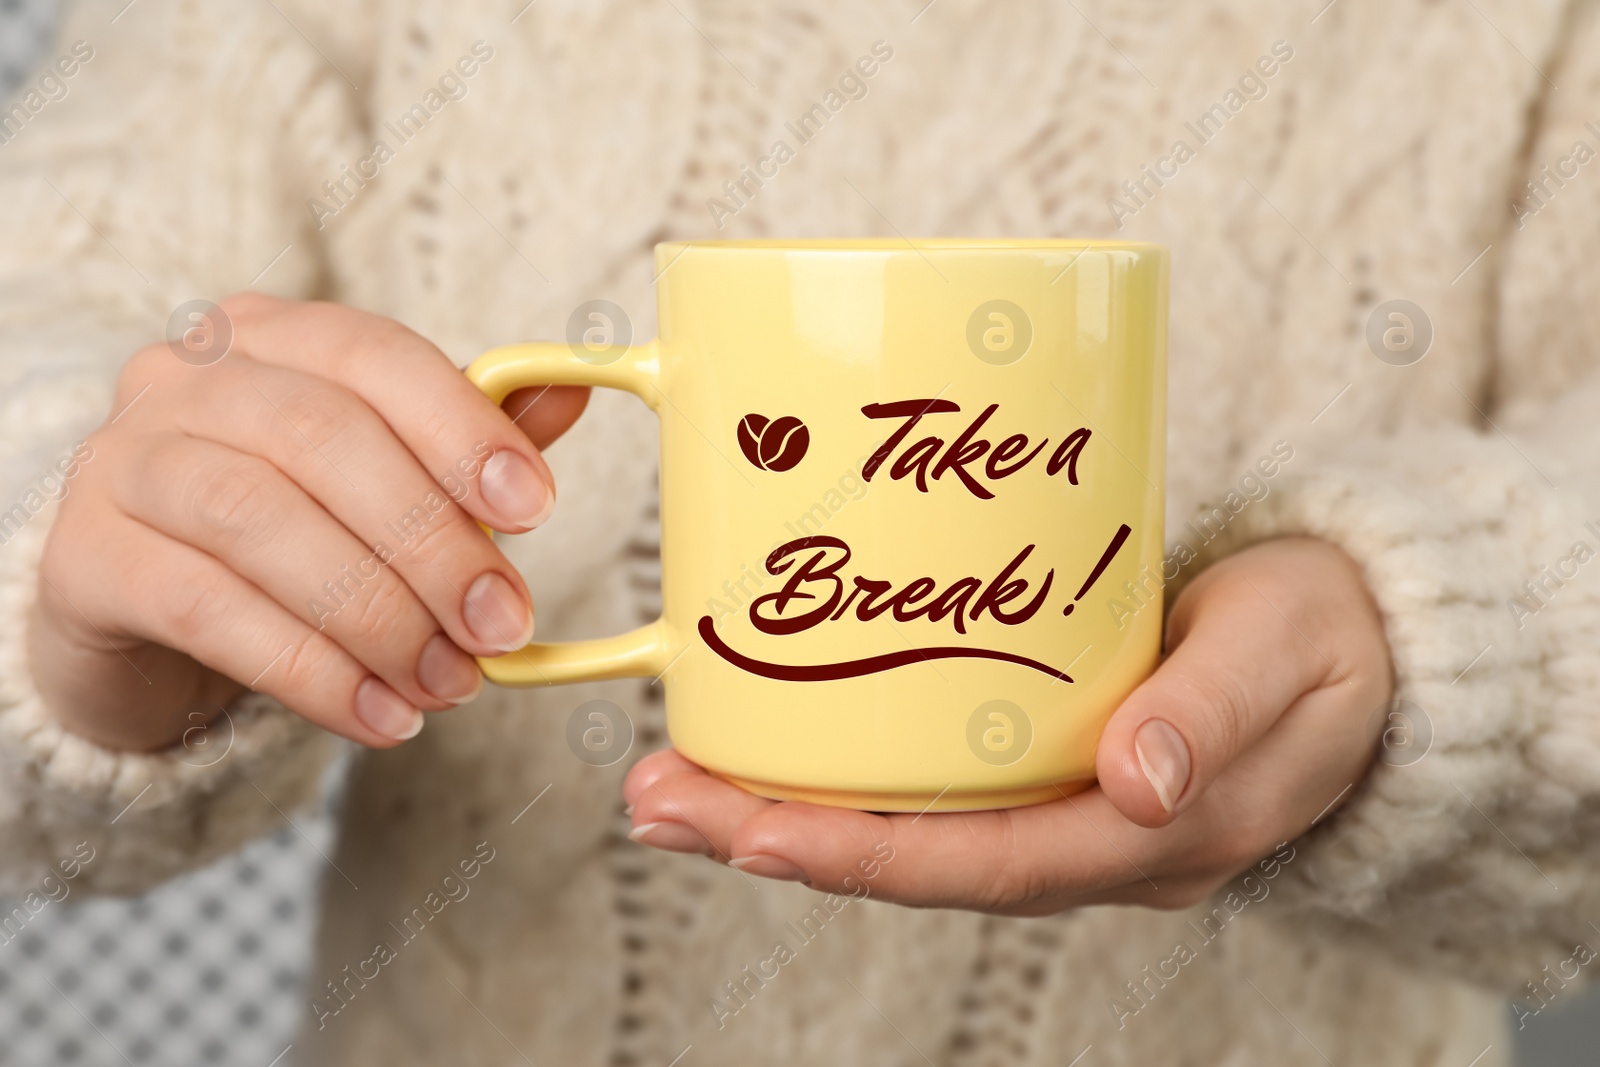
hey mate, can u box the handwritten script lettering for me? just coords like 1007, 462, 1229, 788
861, 399, 1091, 500
697, 391, 1132, 684
750, 536, 1053, 636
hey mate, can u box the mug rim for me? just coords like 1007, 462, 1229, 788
656, 237, 1166, 254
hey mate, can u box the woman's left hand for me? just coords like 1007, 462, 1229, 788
623, 537, 1393, 913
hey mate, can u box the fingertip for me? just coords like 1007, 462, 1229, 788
727, 853, 809, 882
627, 820, 717, 857
478, 449, 556, 532
622, 748, 702, 807
1102, 751, 1185, 830
352, 676, 423, 744
416, 633, 483, 707
729, 802, 885, 887
1096, 693, 1190, 828
1133, 718, 1191, 812
503, 385, 590, 450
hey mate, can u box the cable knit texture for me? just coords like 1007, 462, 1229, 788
1, 0, 1596, 1062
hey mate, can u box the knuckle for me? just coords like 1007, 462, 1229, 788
185, 453, 283, 545
412, 403, 463, 456
974, 813, 1053, 913
117, 343, 172, 393
331, 313, 453, 397
270, 630, 340, 700
338, 571, 414, 648
273, 380, 360, 458
156, 566, 231, 649
985, 867, 1052, 915
216, 290, 280, 322
332, 314, 414, 375
1180, 669, 1250, 760
390, 501, 468, 570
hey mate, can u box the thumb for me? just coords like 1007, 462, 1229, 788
1094, 565, 1328, 827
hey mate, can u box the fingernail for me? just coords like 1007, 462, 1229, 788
623, 804, 634, 816
479, 450, 555, 530
623, 768, 669, 809
464, 572, 534, 653
416, 634, 482, 705
729, 854, 808, 882
1134, 718, 1191, 813
627, 821, 714, 856
355, 677, 423, 741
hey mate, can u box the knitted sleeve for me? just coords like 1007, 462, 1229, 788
0, 0, 365, 895
1180, 2, 1600, 992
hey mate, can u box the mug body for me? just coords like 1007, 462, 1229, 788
654, 239, 1166, 811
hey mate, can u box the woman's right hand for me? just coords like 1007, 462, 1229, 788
27, 293, 589, 752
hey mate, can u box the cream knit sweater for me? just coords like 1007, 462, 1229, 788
2, 0, 1598, 1062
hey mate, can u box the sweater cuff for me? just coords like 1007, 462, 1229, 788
0, 495, 336, 896
1168, 429, 1588, 985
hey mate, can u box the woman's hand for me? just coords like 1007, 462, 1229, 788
624, 537, 1393, 913
29, 293, 588, 752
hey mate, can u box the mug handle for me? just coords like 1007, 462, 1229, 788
464, 341, 670, 687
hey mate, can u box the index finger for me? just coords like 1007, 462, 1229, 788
628, 757, 1161, 914
220, 293, 556, 533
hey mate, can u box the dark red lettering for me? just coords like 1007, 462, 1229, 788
890, 577, 939, 621
929, 403, 999, 499
925, 578, 983, 635
749, 537, 1053, 637
751, 537, 850, 635
969, 544, 1054, 625
986, 433, 1046, 479
1046, 429, 1091, 483
851, 577, 898, 620
889, 438, 942, 493
862, 399, 1082, 499
861, 399, 961, 481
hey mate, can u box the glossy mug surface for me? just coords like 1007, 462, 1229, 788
467, 239, 1167, 811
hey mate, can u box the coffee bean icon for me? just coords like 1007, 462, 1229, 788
737, 413, 809, 472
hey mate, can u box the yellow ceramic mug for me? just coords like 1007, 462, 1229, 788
467, 239, 1166, 812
